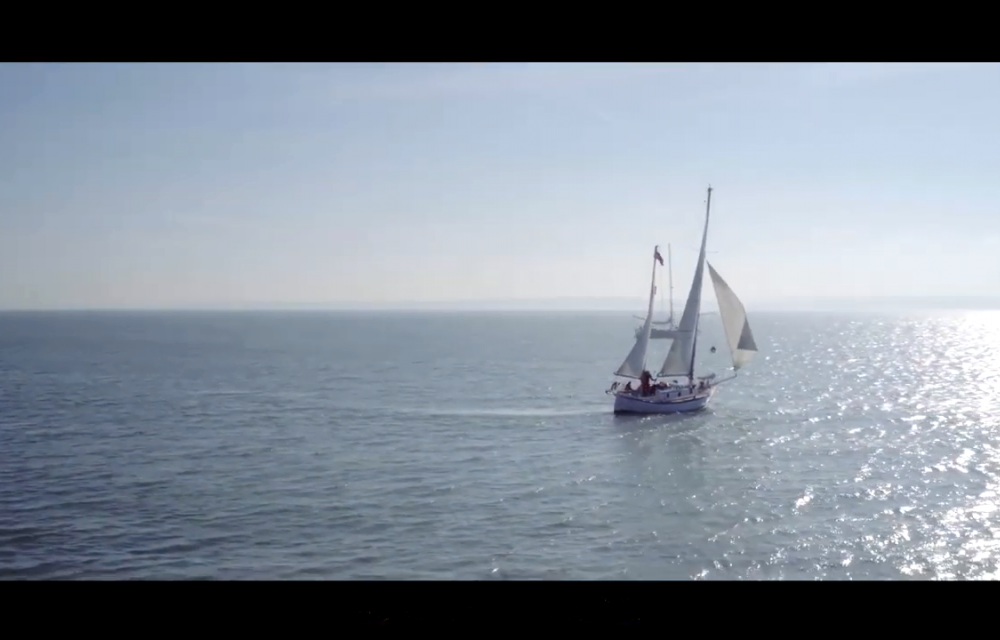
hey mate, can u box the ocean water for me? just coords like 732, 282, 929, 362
2, 309, 1000, 580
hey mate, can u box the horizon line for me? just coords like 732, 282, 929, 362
3, 294, 1000, 313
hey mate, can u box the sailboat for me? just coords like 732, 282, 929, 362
607, 186, 758, 415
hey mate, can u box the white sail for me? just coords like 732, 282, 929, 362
707, 261, 757, 370
616, 246, 661, 378
657, 187, 713, 379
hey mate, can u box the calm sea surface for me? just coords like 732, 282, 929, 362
2, 309, 999, 580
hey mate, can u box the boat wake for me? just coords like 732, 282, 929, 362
411, 407, 608, 418
332, 403, 609, 419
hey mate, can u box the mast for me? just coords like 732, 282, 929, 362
615, 245, 661, 378
656, 185, 713, 382
686, 185, 712, 381
644, 245, 659, 370
658, 256, 664, 318
667, 243, 674, 324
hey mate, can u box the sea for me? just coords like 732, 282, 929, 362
1, 308, 999, 580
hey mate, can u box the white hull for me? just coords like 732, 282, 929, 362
635, 312, 715, 340
634, 326, 684, 340
649, 327, 680, 340
612, 384, 714, 415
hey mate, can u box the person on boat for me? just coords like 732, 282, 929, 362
640, 370, 653, 396
624, 381, 633, 393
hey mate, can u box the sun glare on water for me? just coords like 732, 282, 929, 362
897, 311, 1000, 579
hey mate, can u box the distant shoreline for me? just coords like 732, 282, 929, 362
3, 296, 1000, 314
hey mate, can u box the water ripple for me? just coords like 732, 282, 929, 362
2, 310, 1000, 578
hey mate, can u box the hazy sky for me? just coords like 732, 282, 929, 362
2, 62, 999, 310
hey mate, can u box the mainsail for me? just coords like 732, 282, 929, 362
615, 246, 661, 379
657, 187, 713, 380
707, 261, 757, 370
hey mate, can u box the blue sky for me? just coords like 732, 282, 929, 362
1, 62, 999, 310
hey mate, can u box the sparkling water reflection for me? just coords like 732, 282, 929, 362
1, 310, 999, 579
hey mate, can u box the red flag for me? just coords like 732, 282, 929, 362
654, 246, 664, 266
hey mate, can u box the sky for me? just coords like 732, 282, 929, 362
1, 62, 999, 311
